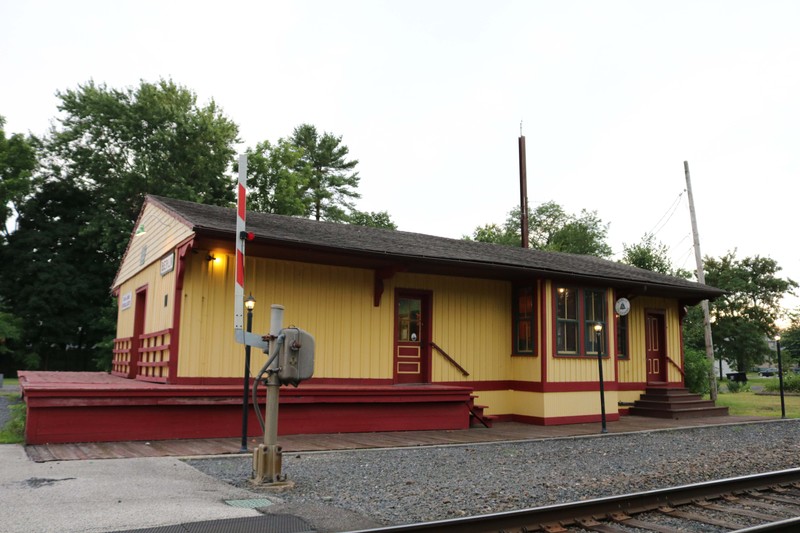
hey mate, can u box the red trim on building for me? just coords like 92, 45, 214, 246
20, 372, 473, 444
437, 380, 619, 393
168, 239, 193, 383
173, 376, 394, 386
511, 412, 621, 426
540, 279, 548, 382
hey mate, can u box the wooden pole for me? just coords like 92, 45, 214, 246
684, 161, 718, 401
519, 125, 529, 248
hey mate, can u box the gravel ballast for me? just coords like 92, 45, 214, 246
184, 419, 800, 530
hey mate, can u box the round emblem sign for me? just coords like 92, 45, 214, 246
614, 297, 631, 316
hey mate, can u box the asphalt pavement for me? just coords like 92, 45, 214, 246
0, 444, 280, 533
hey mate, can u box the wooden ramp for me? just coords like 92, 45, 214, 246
25, 417, 773, 462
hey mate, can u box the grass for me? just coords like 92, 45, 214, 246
0, 395, 25, 444
714, 373, 800, 418
1, 377, 19, 387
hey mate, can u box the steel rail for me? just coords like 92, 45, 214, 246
351, 467, 800, 533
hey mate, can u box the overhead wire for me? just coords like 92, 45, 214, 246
647, 190, 686, 238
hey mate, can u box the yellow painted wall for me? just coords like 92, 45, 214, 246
389, 272, 512, 382
114, 261, 177, 339
543, 390, 619, 417
619, 296, 683, 384
114, 202, 193, 288
544, 286, 617, 384
176, 256, 517, 381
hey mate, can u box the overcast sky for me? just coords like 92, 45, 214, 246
3, 1, 799, 310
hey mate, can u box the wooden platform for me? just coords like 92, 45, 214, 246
19, 371, 474, 445
25, 416, 774, 462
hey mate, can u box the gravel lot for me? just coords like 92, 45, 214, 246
185, 419, 800, 529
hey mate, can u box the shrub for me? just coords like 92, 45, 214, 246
684, 347, 712, 395
0, 398, 26, 444
764, 373, 800, 393
725, 380, 751, 394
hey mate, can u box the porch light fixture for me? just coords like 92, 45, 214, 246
775, 335, 786, 419
594, 323, 608, 434
241, 294, 257, 451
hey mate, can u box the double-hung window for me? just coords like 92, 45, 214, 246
513, 286, 536, 355
556, 286, 607, 356
616, 314, 629, 358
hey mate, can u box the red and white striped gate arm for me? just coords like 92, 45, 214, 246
234, 154, 247, 343
234, 155, 273, 351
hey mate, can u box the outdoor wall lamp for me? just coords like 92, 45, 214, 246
594, 323, 607, 434
241, 293, 256, 451
775, 334, 786, 419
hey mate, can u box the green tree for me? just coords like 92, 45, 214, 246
467, 222, 520, 246
620, 233, 691, 278
467, 201, 612, 257
0, 178, 115, 370
621, 233, 673, 274
290, 124, 360, 222
779, 319, 800, 366
0, 116, 39, 239
47, 79, 239, 261
243, 139, 309, 216
348, 210, 397, 229
684, 251, 797, 372
0, 79, 240, 372
548, 209, 612, 257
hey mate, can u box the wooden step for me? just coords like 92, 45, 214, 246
470, 413, 498, 428
629, 387, 729, 419
633, 399, 718, 410
628, 405, 729, 419
468, 403, 496, 428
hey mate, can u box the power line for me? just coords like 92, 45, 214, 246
648, 190, 686, 237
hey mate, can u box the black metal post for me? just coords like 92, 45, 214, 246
776, 338, 786, 419
240, 306, 254, 452
596, 327, 607, 434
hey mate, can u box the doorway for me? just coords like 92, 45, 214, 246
394, 290, 432, 384
645, 311, 667, 383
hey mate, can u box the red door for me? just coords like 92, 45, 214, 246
645, 312, 666, 383
394, 291, 431, 384
129, 286, 148, 379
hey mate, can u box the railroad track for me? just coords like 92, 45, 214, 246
354, 468, 800, 533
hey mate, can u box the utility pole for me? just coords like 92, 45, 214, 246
518, 122, 529, 248
684, 161, 717, 401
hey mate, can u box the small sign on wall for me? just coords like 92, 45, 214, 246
121, 292, 132, 310
160, 252, 175, 276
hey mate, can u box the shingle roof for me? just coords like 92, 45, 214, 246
149, 195, 723, 302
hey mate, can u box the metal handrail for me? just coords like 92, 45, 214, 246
429, 342, 469, 377
666, 355, 686, 377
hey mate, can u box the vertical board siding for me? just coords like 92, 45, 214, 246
545, 289, 616, 384
178, 256, 391, 380
114, 203, 192, 288
113, 258, 177, 380
618, 296, 683, 384
114, 264, 176, 339
390, 273, 512, 382
176, 257, 512, 381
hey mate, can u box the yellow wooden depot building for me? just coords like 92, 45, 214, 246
21, 195, 725, 444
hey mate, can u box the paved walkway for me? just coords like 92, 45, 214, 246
26, 415, 772, 462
